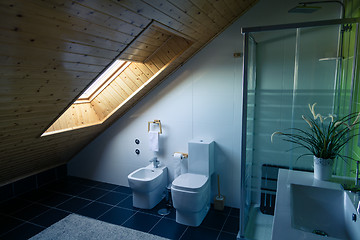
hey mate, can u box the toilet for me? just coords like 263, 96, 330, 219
171, 140, 214, 226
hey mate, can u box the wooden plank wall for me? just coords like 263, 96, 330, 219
0, 0, 258, 185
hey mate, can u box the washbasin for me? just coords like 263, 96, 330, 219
128, 163, 167, 209
290, 184, 360, 239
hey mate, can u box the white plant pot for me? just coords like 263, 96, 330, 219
313, 156, 334, 181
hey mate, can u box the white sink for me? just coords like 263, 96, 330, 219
290, 184, 360, 240
128, 163, 167, 209
272, 169, 360, 240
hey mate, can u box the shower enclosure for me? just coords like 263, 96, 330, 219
239, 18, 359, 239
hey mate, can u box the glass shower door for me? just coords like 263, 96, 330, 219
240, 19, 359, 239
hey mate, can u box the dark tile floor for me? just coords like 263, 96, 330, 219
0, 176, 239, 240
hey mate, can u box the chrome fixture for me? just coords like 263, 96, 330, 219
289, 1, 345, 18
356, 161, 359, 186
150, 157, 160, 168
288, 3, 321, 14
357, 161, 360, 216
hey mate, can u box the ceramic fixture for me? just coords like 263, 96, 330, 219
171, 140, 214, 226
128, 163, 167, 209
272, 169, 360, 240
291, 184, 360, 239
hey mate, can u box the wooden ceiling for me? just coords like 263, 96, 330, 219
44, 22, 194, 136
0, 0, 257, 185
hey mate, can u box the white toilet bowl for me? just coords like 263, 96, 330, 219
128, 164, 167, 209
171, 173, 210, 226
171, 140, 214, 226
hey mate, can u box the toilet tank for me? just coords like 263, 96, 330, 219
188, 140, 214, 176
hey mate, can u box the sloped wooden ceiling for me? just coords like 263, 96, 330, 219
0, 0, 258, 185
44, 22, 194, 135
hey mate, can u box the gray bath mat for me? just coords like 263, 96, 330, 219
29, 213, 169, 240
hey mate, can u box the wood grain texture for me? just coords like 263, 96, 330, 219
0, 0, 258, 185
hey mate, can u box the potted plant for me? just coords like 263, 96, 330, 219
271, 103, 360, 181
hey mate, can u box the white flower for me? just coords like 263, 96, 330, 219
352, 112, 360, 126
309, 103, 317, 119
271, 131, 283, 143
302, 115, 313, 128
308, 103, 324, 122
334, 121, 352, 130
335, 112, 360, 130
324, 114, 335, 122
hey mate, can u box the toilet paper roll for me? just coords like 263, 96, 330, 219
173, 152, 183, 160
173, 153, 183, 179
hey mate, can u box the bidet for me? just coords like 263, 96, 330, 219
128, 163, 167, 209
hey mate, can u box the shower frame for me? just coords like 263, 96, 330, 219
238, 17, 360, 239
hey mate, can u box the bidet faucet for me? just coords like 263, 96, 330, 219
150, 157, 160, 168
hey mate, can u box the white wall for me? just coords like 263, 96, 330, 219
68, 0, 341, 208
69, 15, 244, 207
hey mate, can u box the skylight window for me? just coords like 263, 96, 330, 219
77, 60, 130, 102
42, 22, 193, 137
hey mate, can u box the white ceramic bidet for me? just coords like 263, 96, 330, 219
128, 163, 167, 209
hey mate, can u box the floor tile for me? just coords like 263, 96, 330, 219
211, 204, 232, 216
180, 226, 220, 240
1, 222, 44, 240
113, 185, 132, 194
48, 182, 89, 196
117, 195, 137, 210
200, 209, 228, 230
0, 176, 238, 240
0, 214, 24, 235
12, 203, 50, 221
122, 212, 161, 232
78, 188, 109, 200
30, 208, 69, 228
97, 191, 128, 205
222, 215, 239, 234
38, 192, 72, 207
98, 207, 136, 225
56, 197, 91, 212
0, 184, 13, 202
139, 198, 168, 216
150, 218, 187, 239
13, 175, 37, 196
18, 189, 49, 202
162, 207, 176, 220
64, 176, 100, 187
229, 208, 240, 218
218, 231, 238, 240
96, 182, 118, 191
0, 198, 32, 215
77, 202, 112, 219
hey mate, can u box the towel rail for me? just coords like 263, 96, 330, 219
148, 119, 162, 134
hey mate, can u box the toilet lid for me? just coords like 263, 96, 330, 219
172, 173, 208, 191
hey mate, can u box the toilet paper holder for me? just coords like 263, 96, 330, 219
173, 152, 188, 159
148, 119, 162, 134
